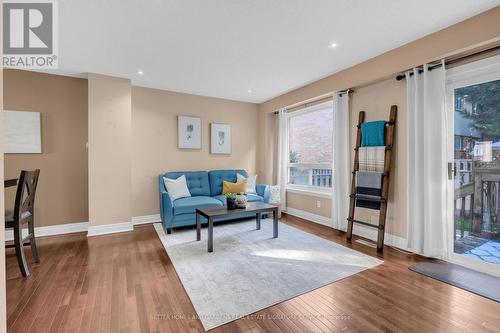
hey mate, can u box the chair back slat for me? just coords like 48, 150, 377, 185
13, 169, 40, 223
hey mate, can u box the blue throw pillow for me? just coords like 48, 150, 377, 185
361, 121, 386, 146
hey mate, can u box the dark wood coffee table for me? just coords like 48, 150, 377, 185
196, 202, 279, 252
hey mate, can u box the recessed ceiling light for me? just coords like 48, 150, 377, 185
137, 70, 144, 75
247, 89, 252, 93
329, 43, 337, 49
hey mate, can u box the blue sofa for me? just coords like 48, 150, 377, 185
159, 169, 270, 233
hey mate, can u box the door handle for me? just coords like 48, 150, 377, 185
448, 162, 454, 180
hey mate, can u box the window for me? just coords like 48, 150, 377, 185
287, 102, 333, 190
447, 54, 500, 272
454, 135, 463, 150
455, 96, 465, 112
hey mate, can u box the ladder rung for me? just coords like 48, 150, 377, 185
357, 120, 395, 129
347, 218, 385, 230
350, 194, 386, 202
354, 145, 392, 151
352, 170, 389, 176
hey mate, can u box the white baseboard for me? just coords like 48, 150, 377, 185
5, 221, 89, 241
5, 214, 161, 240
132, 214, 161, 225
284, 207, 333, 227
87, 221, 133, 237
284, 207, 408, 250
87, 215, 160, 237
4, 210, 409, 250
352, 224, 408, 250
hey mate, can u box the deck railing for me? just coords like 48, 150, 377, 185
288, 163, 332, 188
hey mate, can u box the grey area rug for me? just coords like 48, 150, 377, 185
154, 219, 382, 330
410, 259, 500, 303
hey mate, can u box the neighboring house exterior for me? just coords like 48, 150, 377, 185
454, 96, 480, 190
453, 90, 500, 237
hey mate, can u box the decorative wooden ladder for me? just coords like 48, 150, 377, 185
346, 105, 397, 252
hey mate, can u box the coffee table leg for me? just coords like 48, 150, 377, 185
208, 217, 213, 252
196, 212, 201, 241
273, 208, 278, 238
256, 213, 261, 230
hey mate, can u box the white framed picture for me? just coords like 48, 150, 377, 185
4, 110, 42, 154
210, 123, 231, 154
178, 116, 201, 149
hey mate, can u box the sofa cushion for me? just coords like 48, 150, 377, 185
163, 175, 191, 201
208, 169, 247, 197
173, 196, 222, 215
246, 193, 265, 203
163, 171, 210, 197
237, 173, 257, 193
213, 195, 226, 205
213, 193, 263, 206
222, 180, 246, 195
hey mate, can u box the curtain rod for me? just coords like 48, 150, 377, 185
395, 44, 500, 81
338, 88, 353, 96
272, 89, 352, 114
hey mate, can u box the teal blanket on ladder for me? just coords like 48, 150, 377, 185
361, 120, 385, 146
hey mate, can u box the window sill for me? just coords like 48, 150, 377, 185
286, 186, 333, 199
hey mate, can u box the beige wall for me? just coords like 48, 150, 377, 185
131, 86, 259, 217
258, 7, 500, 239
88, 74, 132, 226
286, 192, 331, 218
3, 70, 88, 227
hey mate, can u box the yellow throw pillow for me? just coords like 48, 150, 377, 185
222, 180, 247, 195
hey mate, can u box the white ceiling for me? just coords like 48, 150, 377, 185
53, 0, 500, 103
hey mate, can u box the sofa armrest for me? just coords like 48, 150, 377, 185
159, 188, 174, 226
256, 184, 270, 203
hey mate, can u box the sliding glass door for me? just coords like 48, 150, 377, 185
447, 55, 500, 276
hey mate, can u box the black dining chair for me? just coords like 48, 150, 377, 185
5, 169, 41, 277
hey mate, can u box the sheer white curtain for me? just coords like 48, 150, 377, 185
276, 108, 288, 209
406, 62, 451, 257
332, 92, 350, 230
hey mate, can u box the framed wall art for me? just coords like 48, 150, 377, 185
210, 123, 231, 155
178, 116, 201, 149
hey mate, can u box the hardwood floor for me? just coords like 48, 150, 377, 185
6, 214, 500, 332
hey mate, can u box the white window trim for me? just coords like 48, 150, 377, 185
285, 100, 334, 196
446, 54, 500, 87
286, 100, 333, 117
288, 162, 331, 169
286, 185, 333, 198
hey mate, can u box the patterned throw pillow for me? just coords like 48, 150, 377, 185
236, 173, 257, 193
269, 185, 281, 204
